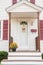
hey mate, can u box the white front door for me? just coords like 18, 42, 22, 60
19, 21, 28, 50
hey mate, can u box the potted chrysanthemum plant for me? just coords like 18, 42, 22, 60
10, 42, 18, 52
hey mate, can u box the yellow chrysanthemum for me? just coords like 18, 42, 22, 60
10, 42, 18, 49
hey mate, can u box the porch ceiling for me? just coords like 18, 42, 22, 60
11, 12, 38, 18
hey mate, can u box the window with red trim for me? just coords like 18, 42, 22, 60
3, 20, 8, 40
40, 20, 43, 40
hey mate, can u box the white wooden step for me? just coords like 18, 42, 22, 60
9, 52, 41, 56
1, 60, 43, 65
8, 56, 41, 60
8, 52, 41, 60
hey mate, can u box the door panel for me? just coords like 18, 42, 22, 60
19, 21, 28, 49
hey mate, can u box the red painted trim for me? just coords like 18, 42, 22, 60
30, 0, 35, 4
12, 0, 17, 4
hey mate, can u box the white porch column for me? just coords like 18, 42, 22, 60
28, 22, 30, 50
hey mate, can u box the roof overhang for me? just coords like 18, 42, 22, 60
6, 0, 43, 13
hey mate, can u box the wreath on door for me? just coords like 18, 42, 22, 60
20, 21, 27, 31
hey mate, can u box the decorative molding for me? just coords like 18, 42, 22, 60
12, 17, 38, 19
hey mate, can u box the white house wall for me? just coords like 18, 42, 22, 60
0, 0, 12, 20
0, 40, 9, 52
35, 0, 43, 8
40, 41, 43, 53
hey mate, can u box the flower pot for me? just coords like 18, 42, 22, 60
12, 48, 16, 52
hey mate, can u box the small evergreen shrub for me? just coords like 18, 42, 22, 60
0, 51, 8, 61
42, 53, 43, 59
